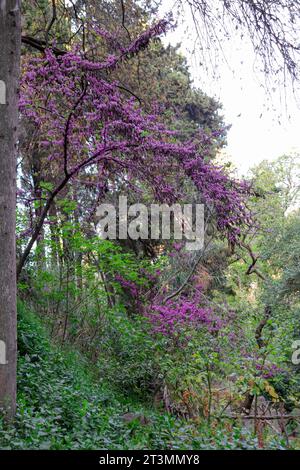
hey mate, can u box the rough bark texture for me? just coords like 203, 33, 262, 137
0, 0, 21, 419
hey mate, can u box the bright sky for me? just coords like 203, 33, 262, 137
159, 1, 300, 176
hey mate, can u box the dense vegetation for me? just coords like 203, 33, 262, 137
0, 0, 300, 451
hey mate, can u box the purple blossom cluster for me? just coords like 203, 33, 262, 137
114, 274, 139, 298
145, 296, 224, 337
255, 362, 285, 379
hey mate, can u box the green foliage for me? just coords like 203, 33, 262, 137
96, 312, 160, 396
1, 303, 284, 450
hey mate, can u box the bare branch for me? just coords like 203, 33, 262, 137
45, 0, 57, 47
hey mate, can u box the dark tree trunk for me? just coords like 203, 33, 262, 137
0, 0, 21, 420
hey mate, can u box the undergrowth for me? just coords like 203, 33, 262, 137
0, 302, 285, 450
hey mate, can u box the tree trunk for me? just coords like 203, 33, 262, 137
0, 0, 21, 420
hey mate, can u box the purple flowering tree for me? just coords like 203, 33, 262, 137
17, 20, 251, 279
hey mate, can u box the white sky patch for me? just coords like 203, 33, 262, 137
159, 0, 300, 176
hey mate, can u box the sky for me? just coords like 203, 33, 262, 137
159, 1, 300, 176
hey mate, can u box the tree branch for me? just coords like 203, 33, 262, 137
45, 0, 57, 47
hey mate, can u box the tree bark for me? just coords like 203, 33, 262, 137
0, 0, 21, 420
